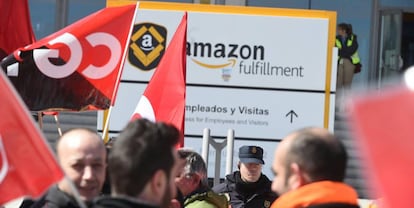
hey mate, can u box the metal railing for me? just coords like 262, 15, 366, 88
201, 128, 235, 186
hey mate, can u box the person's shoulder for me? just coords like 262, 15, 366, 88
20, 186, 79, 208
206, 191, 229, 208
185, 191, 228, 208
352, 34, 358, 41
264, 190, 278, 202
185, 200, 216, 208
92, 196, 111, 208
213, 172, 242, 194
43, 187, 80, 208
307, 203, 360, 208
212, 182, 228, 193
259, 174, 274, 187
258, 175, 278, 198
93, 196, 159, 208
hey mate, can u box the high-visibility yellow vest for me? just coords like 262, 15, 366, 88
335, 35, 360, 64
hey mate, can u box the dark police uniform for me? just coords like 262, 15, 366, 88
212, 146, 277, 208
213, 171, 276, 208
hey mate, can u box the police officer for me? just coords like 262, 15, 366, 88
212, 146, 277, 208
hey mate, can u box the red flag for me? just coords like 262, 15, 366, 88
0, 69, 64, 205
349, 86, 414, 208
0, 4, 137, 111
0, 0, 35, 60
132, 13, 187, 146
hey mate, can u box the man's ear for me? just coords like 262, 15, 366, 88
151, 170, 167, 197
288, 163, 307, 190
190, 174, 201, 188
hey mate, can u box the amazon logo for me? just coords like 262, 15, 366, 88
129, 23, 167, 71
186, 42, 265, 81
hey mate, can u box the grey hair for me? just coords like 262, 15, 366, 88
178, 149, 209, 188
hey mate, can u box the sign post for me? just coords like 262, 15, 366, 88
100, 1, 337, 178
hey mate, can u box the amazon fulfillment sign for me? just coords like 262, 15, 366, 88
99, 1, 337, 178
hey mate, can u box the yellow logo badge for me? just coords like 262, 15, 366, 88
251, 147, 257, 154
128, 23, 167, 71
264, 200, 271, 208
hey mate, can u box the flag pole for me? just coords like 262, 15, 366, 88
65, 176, 87, 208
102, 106, 112, 143
54, 114, 63, 136
101, 2, 139, 144
38, 112, 43, 129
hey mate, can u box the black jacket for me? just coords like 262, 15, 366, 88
212, 171, 277, 208
336, 35, 358, 60
92, 196, 159, 208
19, 185, 80, 208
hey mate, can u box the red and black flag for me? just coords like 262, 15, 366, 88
1, 5, 137, 111
0, 0, 35, 60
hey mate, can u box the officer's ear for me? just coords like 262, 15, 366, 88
237, 162, 241, 170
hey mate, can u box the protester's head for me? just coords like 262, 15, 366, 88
56, 128, 107, 202
175, 149, 208, 196
271, 127, 347, 195
109, 119, 180, 207
238, 145, 264, 183
337, 23, 351, 37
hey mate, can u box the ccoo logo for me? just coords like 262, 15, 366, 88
128, 23, 167, 71
6, 32, 123, 80
33, 32, 122, 79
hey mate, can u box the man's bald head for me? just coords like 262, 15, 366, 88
284, 127, 347, 182
56, 128, 104, 156
57, 128, 107, 202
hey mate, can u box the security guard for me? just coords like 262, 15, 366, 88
336, 23, 360, 89
212, 146, 277, 208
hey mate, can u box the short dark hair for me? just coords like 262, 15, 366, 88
178, 149, 208, 188
338, 22, 353, 35
285, 128, 348, 182
108, 119, 179, 196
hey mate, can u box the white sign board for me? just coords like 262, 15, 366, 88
100, 1, 337, 178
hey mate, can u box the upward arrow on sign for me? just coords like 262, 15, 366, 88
286, 110, 298, 123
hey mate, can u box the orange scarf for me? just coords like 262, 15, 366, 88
271, 181, 358, 208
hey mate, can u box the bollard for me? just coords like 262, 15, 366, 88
226, 129, 234, 175
201, 128, 235, 186
202, 128, 211, 171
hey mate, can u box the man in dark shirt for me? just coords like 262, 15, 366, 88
20, 128, 107, 208
93, 119, 181, 208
